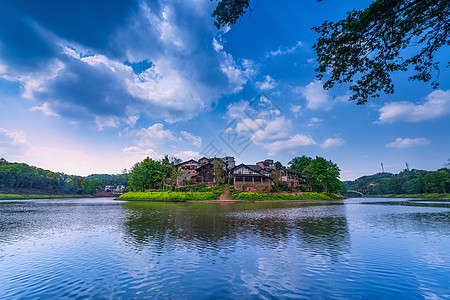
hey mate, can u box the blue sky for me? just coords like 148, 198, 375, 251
0, 0, 449, 180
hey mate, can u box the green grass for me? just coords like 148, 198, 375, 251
116, 191, 220, 201
0, 194, 92, 200
231, 192, 344, 201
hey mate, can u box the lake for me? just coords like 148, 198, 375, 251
0, 197, 449, 299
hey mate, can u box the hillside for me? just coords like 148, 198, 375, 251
344, 168, 450, 195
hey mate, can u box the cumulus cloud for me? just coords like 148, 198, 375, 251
321, 138, 345, 148
385, 137, 431, 148
265, 134, 317, 155
174, 150, 200, 161
0, 1, 255, 125
181, 131, 202, 147
296, 80, 349, 110
377, 89, 450, 124
256, 75, 277, 91
130, 123, 177, 148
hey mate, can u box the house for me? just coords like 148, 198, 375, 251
192, 159, 227, 185
232, 164, 274, 192
176, 159, 201, 186
256, 159, 275, 170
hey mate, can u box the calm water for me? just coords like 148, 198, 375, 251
0, 197, 449, 299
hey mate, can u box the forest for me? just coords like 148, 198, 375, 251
0, 158, 125, 195
344, 167, 450, 196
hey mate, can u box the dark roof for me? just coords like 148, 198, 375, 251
176, 159, 200, 166
232, 164, 262, 173
198, 157, 209, 161
247, 165, 262, 172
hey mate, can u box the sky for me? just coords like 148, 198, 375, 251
0, 0, 449, 180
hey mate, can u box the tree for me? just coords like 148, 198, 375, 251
212, 0, 449, 104
211, 0, 251, 29
128, 157, 162, 191
288, 155, 341, 193
288, 156, 313, 175
160, 155, 181, 191
275, 161, 284, 170
270, 169, 282, 188
213, 158, 226, 184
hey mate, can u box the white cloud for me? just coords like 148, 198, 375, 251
174, 150, 200, 161
290, 105, 302, 117
321, 138, 345, 148
296, 80, 349, 110
181, 131, 202, 147
385, 137, 431, 148
131, 123, 177, 148
256, 75, 277, 91
122, 146, 162, 167
265, 134, 317, 155
266, 41, 303, 58
377, 89, 450, 124
0, 128, 30, 146
30, 102, 60, 117
2, 1, 257, 126
306, 117, 322, 127
298, 80, 332, 110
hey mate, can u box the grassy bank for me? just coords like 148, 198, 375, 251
363, 193, 448, 198
116, 191, 220, 201
0, 194, 93, 200
231, 192, 344, 201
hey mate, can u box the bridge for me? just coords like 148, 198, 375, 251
346, 189, 367, 196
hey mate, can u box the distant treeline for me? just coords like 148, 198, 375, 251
0, 158, 128, 195
344, 168, 450, 195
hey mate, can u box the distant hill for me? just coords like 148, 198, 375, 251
0, 158, 127, 195
344, 168, 450, 195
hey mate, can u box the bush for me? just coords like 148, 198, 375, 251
117, 191, 219, 201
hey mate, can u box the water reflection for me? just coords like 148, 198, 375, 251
122, 201, 351, 258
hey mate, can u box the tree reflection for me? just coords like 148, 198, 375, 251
122, 201, 351, 258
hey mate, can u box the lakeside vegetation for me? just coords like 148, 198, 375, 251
231, 192, 344, 201
116, 191, 220, 201
0, 194, 93, 200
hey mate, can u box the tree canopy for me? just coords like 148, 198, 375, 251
211, 0, 449, 104
288, 155, 342, 193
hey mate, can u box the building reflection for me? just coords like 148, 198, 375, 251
121, 201, 351, 258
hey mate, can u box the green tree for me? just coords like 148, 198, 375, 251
128, 157, 162, 191
275, 161, 284, 170
270, 169, 282, 188
422, 170, 448, 193
212, 0, 449, 104
308, 157, 341, 193
213, 158, 226, 185
288, 156, 313, 175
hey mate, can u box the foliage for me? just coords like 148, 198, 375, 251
117, 191, 219, 201
0, 194, 93, 200
210, 0, 251, 29
345, 168, 450, 195
0, 158, 102, 195
270, 169, 282, 188
275, 161, 284, 170
288, 156, 342, 193
314, 0, 449, 104
85, 173, 128, 187
212, 158, 226, 184
211, 0, 449, 104
176, 183, 222, 192
128, 157, 163, 191
232, 191, 343, 201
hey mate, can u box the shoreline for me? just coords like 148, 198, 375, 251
115, 198, 343, 203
